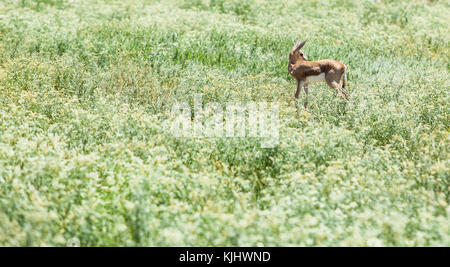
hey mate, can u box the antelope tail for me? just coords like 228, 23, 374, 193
342, 71, 347, 89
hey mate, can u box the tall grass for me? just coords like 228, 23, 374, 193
0, 0, 448, 246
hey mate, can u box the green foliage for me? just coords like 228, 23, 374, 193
0, 0, 449, 246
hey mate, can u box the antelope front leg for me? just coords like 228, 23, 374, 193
294, 80, 302, 100
294, 81, 303, 113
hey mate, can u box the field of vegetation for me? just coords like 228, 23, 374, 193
0, 0, 448, 246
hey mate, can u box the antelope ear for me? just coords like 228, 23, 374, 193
297, 39, 308, 50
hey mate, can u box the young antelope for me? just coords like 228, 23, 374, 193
288, 39, 350, 107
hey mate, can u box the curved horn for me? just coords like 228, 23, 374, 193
297, 39, 308, 51
291, 39, 303, 52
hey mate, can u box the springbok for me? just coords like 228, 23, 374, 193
288, 39, 350, 107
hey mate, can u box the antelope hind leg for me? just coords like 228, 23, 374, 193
327, 80, 349, 101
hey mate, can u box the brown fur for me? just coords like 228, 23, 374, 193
288, 40, 350, 107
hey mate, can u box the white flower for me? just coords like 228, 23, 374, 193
367, 238, 383, 247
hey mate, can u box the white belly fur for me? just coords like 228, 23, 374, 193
305, 73, 325, 83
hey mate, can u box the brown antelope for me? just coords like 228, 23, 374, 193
288, 39, 349, 107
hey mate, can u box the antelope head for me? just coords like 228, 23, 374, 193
288, 39, 308, 73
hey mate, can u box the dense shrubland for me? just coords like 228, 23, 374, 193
0, 0, 448, 246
